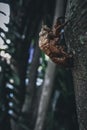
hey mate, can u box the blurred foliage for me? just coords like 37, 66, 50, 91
0, 1, 23, 129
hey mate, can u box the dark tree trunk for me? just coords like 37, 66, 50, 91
21, 40, 41, 129
65, 0, 87, 130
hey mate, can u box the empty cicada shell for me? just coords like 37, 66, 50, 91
39, 18, 73, 67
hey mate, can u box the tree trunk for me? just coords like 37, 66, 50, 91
34, 60, 56, 130
22, 42, 40, 113
34, 0, 67, 130
65, 0, 87, 130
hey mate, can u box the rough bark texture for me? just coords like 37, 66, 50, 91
65, 0, 87, 130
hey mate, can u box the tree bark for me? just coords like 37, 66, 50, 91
65, 0, 87, 130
